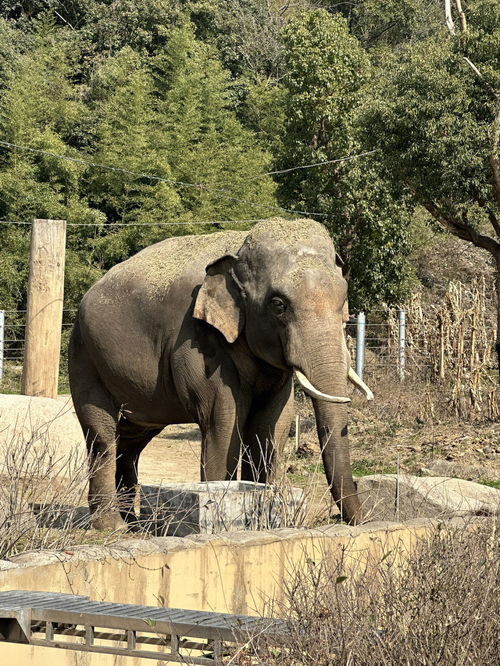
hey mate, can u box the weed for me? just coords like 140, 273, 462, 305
478, 479, 500, 490
235, 519, 499, 665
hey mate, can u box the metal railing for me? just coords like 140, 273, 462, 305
0, 590, 289, 664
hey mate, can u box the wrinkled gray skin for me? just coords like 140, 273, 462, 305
69, 218, 362, 529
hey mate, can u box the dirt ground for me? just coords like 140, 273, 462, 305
140, 426, 201, 485
138, 404, 499, 527
1, 393, 498, 517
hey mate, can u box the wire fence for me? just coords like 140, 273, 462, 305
0, 310, 75, 364
3, 308, 493, 370
0, 139, 377, 226
1, 284, 497, 421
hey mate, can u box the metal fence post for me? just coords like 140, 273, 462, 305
398, 309, 406, 380
355, 312, 366, 380
0, 310, 3, 381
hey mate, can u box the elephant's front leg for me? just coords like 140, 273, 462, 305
241, 378, 294, 483
200, 388, 249, 481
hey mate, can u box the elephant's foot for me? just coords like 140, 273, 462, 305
91, 510, 128, 532
119, 510, 145, 533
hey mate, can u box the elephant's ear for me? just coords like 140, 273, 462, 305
193, 254, 244, 343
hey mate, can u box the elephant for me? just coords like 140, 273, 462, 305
68, 217, 373, 530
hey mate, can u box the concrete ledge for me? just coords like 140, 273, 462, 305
0, 517, 487, 619
358, 474, 500, 521
0, 518, 490, 666
140, 481, 305, 536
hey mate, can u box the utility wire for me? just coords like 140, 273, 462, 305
0, 217, 281, 228
0, 140, 329, 219
240, 150, 378, 181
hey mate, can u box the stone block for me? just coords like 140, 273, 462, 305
31, 504, 91, 529
358, 474, 500, 522
140, 481, 305, 536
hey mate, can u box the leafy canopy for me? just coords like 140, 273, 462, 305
277, 9, 413, 310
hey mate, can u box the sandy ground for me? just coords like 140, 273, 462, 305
0, 394, 203, 486
140, 427, 201, 485
1, 393, 497, 510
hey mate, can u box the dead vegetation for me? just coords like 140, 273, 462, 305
386, 278, 498, 420
228, 519, 499, 665
0, 426, 127, 559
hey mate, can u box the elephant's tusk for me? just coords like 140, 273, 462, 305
348, 367, 374, 401
294, 370, 351, 403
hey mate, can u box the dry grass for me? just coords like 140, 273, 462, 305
229, 519, 499, 665
0, 424, 129, 559
385, 279, 498, 421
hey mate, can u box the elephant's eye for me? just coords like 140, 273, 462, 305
270, 297, 287, 315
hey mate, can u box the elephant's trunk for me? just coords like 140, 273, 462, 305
307, 357, 362, 524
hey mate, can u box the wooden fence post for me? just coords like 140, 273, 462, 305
21, 219, 67, 398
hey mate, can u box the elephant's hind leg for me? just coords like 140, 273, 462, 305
116, 422, 163, 527
69, 328, 123, 530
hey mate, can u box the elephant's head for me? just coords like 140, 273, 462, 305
194, 218, 372, 523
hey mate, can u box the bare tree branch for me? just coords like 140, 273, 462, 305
491, 103, 500, 206
454, 0, 467, 33
444, 0, 456, 35
488, 210, 500, 239
421, 197, 500, 256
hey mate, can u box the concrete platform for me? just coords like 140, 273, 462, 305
140, 481, 306, 536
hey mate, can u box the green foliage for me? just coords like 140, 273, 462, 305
278, 9, 413, 310
187, 0, 284, 79
0, 10, 276, 314
0, 226, 29, 312
361, 2, 498, 246
478, 479, 500, 489
346, 0, 444, 48
3, 0, 488, 332
151, 20, 276, 223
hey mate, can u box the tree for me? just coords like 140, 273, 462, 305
0, 12, 279, 313
341, 0, 443, 48
151, 19, 277, 226
277, 9, 413, 311
84, 46, 183, 269
0, 18, 105, 312
362, 0, 500, 372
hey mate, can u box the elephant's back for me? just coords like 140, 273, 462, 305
98, 229, 247, 300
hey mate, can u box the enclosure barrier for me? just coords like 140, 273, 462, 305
355, 311, 366, 379
398, 308, 406, 380
0, 307, 454, 384
21, 219, 67, 399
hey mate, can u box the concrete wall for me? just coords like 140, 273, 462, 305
0, 518, 476, 665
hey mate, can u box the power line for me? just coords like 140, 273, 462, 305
241, 150, 378, 181
0, 217, 283, 228
0, 140, 329, 219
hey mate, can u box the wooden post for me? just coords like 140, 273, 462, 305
21, 219, 67, 398
294, 414, 300, 452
